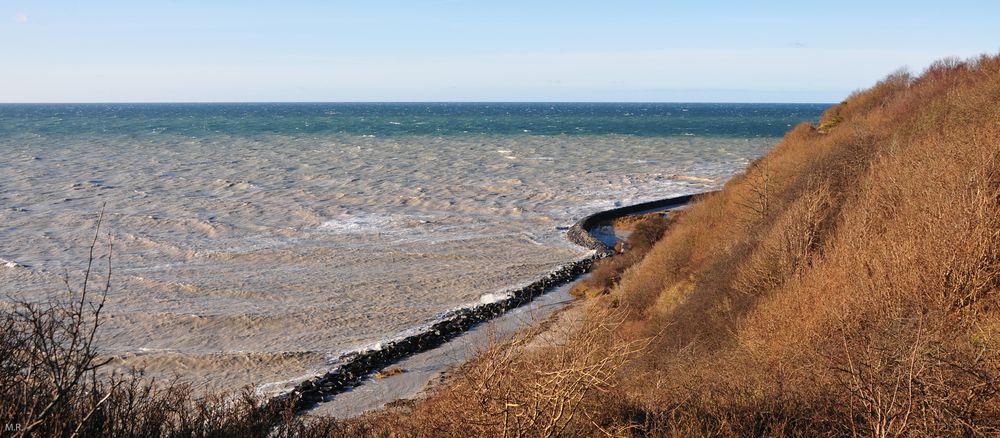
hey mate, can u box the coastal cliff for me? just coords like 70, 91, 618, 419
3, 54, 996, 437
342, 54, 1000, 436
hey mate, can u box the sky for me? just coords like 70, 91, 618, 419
2, 1, 998, 103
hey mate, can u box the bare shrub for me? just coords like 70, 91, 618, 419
0, 212, 330, 437
732, 183, 833, 297
1, 209, 114, 437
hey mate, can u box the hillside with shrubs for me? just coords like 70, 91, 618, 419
344, 53, 999, 436
2, 54, 997, 437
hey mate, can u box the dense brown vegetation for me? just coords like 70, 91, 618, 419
343, 54, 1000, 435
2, 54, 997, 436
570, 213, 671, 298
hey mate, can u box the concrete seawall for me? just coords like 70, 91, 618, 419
566, 193, 703, 253
285, 192, 709, 411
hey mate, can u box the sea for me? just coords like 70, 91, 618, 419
0, 102, 828, 392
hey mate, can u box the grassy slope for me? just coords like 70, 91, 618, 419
344, 54, 999, 436
4, 54, 996, 437
600, 54, 1000, 436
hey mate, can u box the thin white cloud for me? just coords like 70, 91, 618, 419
15, 13, 28, 23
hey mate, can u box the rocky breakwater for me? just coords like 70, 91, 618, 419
281, 193, 705, 411
283, 258, 599, 409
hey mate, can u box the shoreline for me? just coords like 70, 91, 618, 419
281, 192, 705, 414
309, 275, 581, 418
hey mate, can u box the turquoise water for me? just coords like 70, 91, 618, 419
0, 103, 827, 138
0, 102, 828, 393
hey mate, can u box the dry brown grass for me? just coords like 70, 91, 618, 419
339, 308, 652, 437
4, 53, 998, 436
345, 53, 999, 436
593, 53, 1000, 436
570, 213, 671, 299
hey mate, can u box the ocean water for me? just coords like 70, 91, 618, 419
0, 103, 827, 392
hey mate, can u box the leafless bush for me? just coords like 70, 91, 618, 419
1, 209, 114, 437
0, 211, 330, 437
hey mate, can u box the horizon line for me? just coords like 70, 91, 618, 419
0, 100, 837, 105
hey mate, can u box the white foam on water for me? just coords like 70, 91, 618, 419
255, 370, 327, 397
318, 214, 394, 234
479, 292, 512, 305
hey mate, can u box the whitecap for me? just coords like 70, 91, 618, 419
318, 214, 394, 234
255, 370, 327, 397
670, 174, 716, 183
479, 292, 513, 305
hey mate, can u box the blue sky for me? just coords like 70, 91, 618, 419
2, 1, 998, 103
